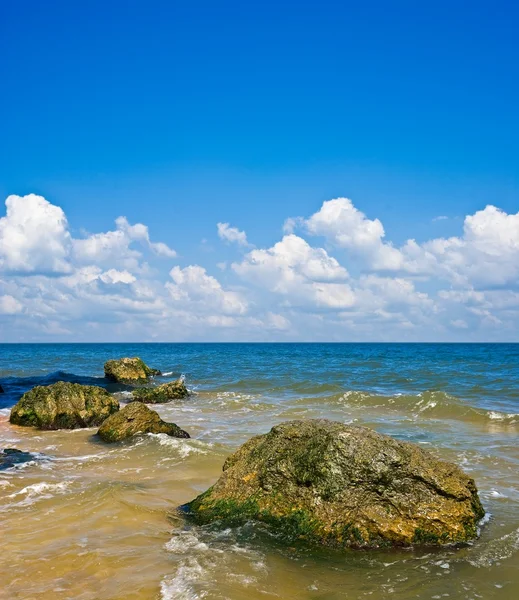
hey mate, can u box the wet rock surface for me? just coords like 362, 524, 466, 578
104, 357, 161, 384
97, 402, 190, 443
9, 381, 119, 430
131, 379, 189, 403
0, 448, 37, 471
185, 419, 485, 548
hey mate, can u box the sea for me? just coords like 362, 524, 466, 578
0, 343, 518, 600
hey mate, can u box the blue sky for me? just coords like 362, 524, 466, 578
0, 1, 518, 341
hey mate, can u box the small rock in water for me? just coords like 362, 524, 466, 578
97, 402, 190, 443
131, 379, 189, 404
104, 357, 161, 384
0, 383, 4, 393
0, 448, 36, 470
183, 419, 485, 548
9, 381, 119, 430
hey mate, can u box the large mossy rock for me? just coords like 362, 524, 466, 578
97, 402, 190, 443
131, 379, 189, 404
184, 419, 485, 548
104, 357, 161, 384
9, 381, 119, 430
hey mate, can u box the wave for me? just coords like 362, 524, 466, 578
335, 390, 519, 426
2, 480, 72, 509
0, 370, 137, 410
161, 528, 265, 600
467, 527, 519, 568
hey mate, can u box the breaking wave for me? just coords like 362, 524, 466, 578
336, 390, 519, 426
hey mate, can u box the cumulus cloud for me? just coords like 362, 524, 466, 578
291, 197, 404, 270
233, 234, 354, 309
217, 222, 250, 246
1, 193, 519, 341
0, 194, 71, 274
166, 265, 248, 315
73, 215, 176, 268
290, 198, 519, 290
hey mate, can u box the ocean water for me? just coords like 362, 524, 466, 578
0, 343, 518, 600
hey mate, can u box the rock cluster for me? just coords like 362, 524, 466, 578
184, 419, 485, 548
97, 402, 190, 442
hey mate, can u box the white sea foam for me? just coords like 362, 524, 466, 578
488, 411, 518, 422
489, 490, 507, 499
165, 532, 211, 553
160, 559, 207, 600
468, 526, 519, 568
162, 528, 266, 600
5, 481, 71, 508
147, 433, 211, 457
53, 453, 106, 463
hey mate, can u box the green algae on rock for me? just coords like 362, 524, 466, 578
9, 381, 119, 430
97, 402, 190, 443
104, 357, 161, 384
130, 379, 189, 404
184, 419, 485, 548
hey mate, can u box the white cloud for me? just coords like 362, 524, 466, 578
1, 193, 519, 341
450, 319, 468, 329
217, 222, 250, 246
291, 198, 519, 290
0, 294, 23, 314
0, 194, 71, 274
167, 265, 248, 315
233, 234, 354, 309
73, 215, 176, 268
293, 197, 404, 271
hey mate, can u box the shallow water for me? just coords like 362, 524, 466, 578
1, 343, 518, 599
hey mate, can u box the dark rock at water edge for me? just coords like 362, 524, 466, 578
131, 379, 189, 404
9, 381, 119, 430
0, 448, 37, 470
184, 419, 485, 548
97, 402, 190, 443
104, 357, 161, 384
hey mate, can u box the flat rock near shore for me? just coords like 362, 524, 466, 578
185, 419, 485, 548
97, 402, 190, 442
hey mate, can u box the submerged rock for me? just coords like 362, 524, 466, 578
97, 402, 190, 443
131, 379, 189, 403
104, 357, 161, 384
184, 419, 484, 548
0, 448, 36, 470
9, 381, 119, 430
0, 383, 4, 393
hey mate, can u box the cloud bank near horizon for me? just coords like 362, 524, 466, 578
1, 193, 518, 342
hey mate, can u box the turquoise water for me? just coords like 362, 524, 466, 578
1, 343, 518, 599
